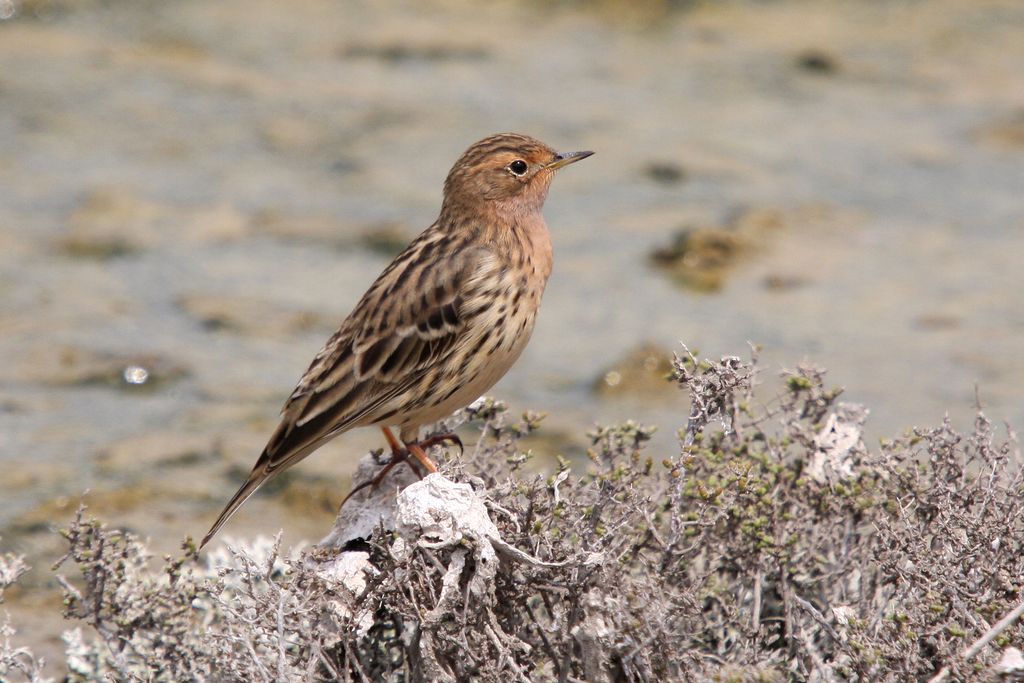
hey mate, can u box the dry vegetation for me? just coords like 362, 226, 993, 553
3, 348, 1024, 682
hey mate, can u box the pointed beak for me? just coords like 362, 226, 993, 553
546, 150, 594, 171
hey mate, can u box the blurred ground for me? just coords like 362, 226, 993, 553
0, 0, 1022, 670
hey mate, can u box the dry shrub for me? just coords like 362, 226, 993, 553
3, 348, 1023, 682
1, 548, 49, 683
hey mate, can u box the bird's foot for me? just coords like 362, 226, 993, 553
339, 428, 462, 510
383, 427, 462, 473
402, 432, 463, 474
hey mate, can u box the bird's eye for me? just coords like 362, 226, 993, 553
508, 159, 528, 176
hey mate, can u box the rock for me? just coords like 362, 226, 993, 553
341, 42, 489, 63
58, 187, 158, 258
178, 293, 330, 336
7, 482, 187, 537
762, 273, 807, 291
794, 49, 839, 75
250, 208, 350, 245
642, 161, 687, 185
358, 222, 413, 256
395, 474, 500, 548
912, 313, 961, 331
994, 647, 1024, 677
649, 226, 747, 292
251, 209, 405, 254
57, 187, 247, 259
649, 207, 785, 292
593, 343, 675, 398
94, 431, 220, 477
731, 207, 784, 234
318, 452, 420, 548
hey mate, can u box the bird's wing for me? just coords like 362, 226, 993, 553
282, 237, 494, 440
200, 234, 493, 548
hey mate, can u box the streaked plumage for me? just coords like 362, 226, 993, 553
201, 133, 592, 548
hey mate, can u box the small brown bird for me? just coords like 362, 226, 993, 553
201, 133, 592, 548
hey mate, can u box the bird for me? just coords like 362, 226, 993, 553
200, 133, 593, 548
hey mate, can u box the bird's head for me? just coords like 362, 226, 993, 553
441, 133, 592, 218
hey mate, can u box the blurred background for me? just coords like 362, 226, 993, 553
1, 0, 1022, 664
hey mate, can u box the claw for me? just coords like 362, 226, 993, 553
338, 452, 406, 509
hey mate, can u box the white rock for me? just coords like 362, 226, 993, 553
995, 647, 1024, 676
396, 473, 500, 547
319, 452, 419, 548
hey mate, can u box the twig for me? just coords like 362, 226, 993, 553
485, 622, 531, 683
276, 589, 287, 681
490, 536, 572, 568
752, 571, 762, 636
525, 600, 561, 666
792, 594, 839, 642
345, 633, 374, 683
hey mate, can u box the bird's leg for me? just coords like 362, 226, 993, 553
338, 427, 457, 509
401, 428, 467, 473
405, 442, 439, 474
383, 426, 432, 476
381, 425, 405, 457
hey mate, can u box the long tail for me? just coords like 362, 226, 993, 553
199, 468, 271, 549
199, 393, 366, 549
199, 424, 327, 549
